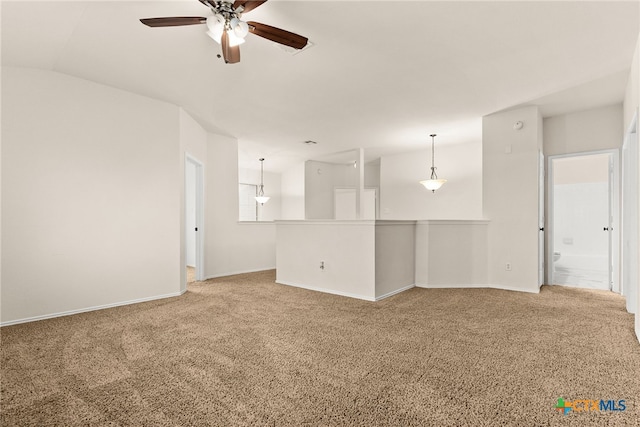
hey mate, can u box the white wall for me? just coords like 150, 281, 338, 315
304, 160, 361, 219
364, 160, 381, 189
624, 39, 639, 134
185, 161, 197, 267
622, 127, 638, 313
276, 221, 377, 300
334, 161, 359, 188
375, 221, 415, 299
0, 68, 2, 322
483, 106, 542, 293
1, 67, 182, 324
553, 154, 611, 184
379, 141, 483, 220
280, 162, 305, 220
635, 29, 640, 347
334, 188, 376, 220
1, 67, 278, 324
553, 182, 609, 258
415, 220, 489, 288
206, 134, 276, 278
623, 33, 640, 342
305, 160, 336, 219
276, 220, 415, 301
544, 104, 623, 156
552, 155, 610, 264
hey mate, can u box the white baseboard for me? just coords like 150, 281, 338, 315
375, 284, 415, 301
204, 267, 276, 281
415, 283, 540, 294
0, 290, 187, 327
276, 280, 376, 301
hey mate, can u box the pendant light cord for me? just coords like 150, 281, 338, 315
258, 158, 265, 197
430, 134, 438, 180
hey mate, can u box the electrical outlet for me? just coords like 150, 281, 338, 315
506, 263, 512, 271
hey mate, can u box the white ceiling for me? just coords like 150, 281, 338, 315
2, 1, 639, 172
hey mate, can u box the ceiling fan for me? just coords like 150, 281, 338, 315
140, 0, 308, 64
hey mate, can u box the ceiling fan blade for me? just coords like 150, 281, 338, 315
247, 21, 308, 50
140, 17, 206, 27
233, 1, 267, 14
198, 0, 215, 8
221, 31, 241, 64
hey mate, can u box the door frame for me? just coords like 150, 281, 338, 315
547, 149, 620, 292
185, 153, 205, 283
539, 150, 545, 288
621, 111, 638, 313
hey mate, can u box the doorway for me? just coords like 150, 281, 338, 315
185, 154, 204, 285
548, 151, 619, 291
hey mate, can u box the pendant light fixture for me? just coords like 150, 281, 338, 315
255, 158, 270, 205
420, 134, 447, 192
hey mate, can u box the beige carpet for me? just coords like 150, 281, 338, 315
2, 270, 639, 426
187, 266, 196, 284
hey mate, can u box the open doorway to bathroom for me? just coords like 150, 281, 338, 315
548, 151, 619, 291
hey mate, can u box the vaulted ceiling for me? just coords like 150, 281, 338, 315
3, 1, 639, 171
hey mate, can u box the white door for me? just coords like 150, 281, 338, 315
550, 153, 613, 291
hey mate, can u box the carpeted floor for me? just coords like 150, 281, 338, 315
1, 270, 639, 426
187, 266, 196, 284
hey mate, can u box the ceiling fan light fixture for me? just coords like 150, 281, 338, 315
226, 29, 246, 47
230, 18, 249, 38
206, 30, 222, 44
206, 15, 224, 43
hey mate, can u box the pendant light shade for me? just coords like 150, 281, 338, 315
255, 158, 270, 205
421, 178, 446, 192
420, 134, 447, 192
